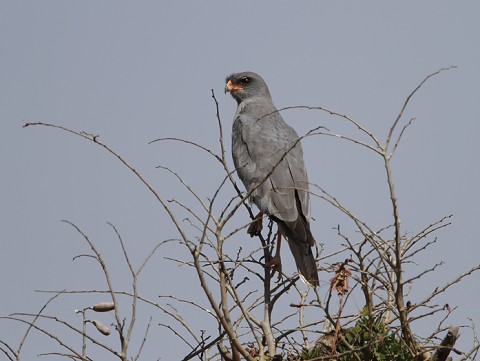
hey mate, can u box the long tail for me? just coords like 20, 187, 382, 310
286, 238, 319, 287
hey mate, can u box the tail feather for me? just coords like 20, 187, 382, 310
285, 237, 319, 287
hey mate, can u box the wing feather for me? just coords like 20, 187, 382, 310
232, 111, 312, 237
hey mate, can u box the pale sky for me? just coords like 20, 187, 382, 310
1, 1, 479, 359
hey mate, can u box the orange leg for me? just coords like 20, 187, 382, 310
247, 212, 264, 237
265, 229, 283, 280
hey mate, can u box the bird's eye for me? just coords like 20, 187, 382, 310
239, 77, 250, 84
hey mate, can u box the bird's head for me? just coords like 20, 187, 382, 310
225, 71, 272, 104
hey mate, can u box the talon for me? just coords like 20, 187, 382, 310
265, 253, 283, 281
264, 228, 283, 282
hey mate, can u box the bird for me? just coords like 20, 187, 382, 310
225, 71, 319, 287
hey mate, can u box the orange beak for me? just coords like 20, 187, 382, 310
225, 80, 244, 93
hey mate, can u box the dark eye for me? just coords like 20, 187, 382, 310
239, 76, 250, 85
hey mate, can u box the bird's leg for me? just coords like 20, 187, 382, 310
247, 211, 264, 237
265, 229, 282, 280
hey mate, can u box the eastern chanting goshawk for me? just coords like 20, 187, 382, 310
225, 71, 319, 287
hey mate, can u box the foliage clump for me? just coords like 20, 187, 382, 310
297, 314, 413, 361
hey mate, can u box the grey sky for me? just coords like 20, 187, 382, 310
1, 1, 479, 359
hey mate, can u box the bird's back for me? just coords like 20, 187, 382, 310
232, 99, 311, 226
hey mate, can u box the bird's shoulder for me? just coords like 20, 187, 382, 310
234, 100, 298, 142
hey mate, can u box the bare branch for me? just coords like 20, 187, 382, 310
430, 326, 460, 361
385, 66, 457, 149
